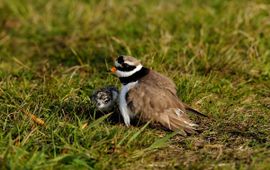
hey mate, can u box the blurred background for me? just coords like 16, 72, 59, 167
0, 0, 270, 169
1, 0, 269, 73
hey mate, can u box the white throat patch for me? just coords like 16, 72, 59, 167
119, 81, 138, 126
115, 64, 143, 78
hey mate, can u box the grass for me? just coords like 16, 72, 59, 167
0, 0, 270, 169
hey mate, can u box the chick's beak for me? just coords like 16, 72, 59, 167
111, 66, 117, 73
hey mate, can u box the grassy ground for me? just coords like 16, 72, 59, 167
0, 0, 270, 169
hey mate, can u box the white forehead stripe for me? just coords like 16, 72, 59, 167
115, 64, 143, 77
114, 61, 121, 67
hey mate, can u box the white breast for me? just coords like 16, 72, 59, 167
119, 81, 138, 126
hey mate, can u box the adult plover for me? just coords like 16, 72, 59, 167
111, 55, 207, 134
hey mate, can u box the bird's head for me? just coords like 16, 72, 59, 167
111, 55, 143, 78
91, 86, 119, 112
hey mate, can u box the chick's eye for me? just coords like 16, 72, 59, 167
104, 99, 110, 103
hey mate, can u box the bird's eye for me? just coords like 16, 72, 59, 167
104, 98, 110, 103
122, 63, 130, 68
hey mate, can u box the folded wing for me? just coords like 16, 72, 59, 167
127, 82, 197, 134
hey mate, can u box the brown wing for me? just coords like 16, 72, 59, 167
127, 82, 197, 134
139, 70, 177, 95
142, 70, 208, 118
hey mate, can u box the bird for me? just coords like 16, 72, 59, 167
91, 86, 119, 113
91, 86, 123, 123
110, 55, 207, 134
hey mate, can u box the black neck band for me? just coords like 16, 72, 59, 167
119, 67, 149, 85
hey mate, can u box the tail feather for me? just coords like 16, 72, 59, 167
170, 117, 197, 134
158, 108, 198, 134
184, 105, 209, 118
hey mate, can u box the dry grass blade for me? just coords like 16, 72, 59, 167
21, 109, 45, 126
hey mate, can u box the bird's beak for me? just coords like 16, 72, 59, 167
110, 66, 117, 73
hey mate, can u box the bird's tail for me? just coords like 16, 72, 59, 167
184, 104, 209, 118
157, 108, 198, 135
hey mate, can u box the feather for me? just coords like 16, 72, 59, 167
184, 104, 209, 118
158, 108, 198, 135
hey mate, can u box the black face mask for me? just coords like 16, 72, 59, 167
116, 64, 136, 72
